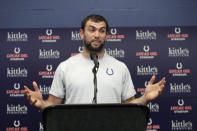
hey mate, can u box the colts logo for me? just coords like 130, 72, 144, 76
143, 45, 150, 52
106, 68, 114, 75
40, 122, 44, 130
178, 99, 184, 106
46, 65, 53, 71
144, 81, 148, 87
148, 118, 152, 125
46, 29, 53, 36
175, 27, 181, 34
78, 46, 83, 53
14, 47, 21, 54
14, 83, 20, 90
110, 28, 117, 35
14, 120, 20, 127
176, 63, 183, 70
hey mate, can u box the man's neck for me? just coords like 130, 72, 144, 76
82, 47, 105, 59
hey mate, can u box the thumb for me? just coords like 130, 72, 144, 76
148, 75, 156, 85
32, 81, 40, 92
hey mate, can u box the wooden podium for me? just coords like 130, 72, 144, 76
42, 104, 150, 131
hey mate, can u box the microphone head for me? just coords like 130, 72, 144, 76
90, 51, 99, 68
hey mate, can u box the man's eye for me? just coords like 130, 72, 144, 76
100, 30, 106, 33
89, 28, 95, 32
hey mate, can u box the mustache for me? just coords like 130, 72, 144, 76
91, 39, 101, 43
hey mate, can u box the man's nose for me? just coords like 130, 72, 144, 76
94, 31, 100, 38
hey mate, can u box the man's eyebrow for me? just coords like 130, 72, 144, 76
88, 25, 96, 29
88, 25, 106, 29
100, 27, 106, 30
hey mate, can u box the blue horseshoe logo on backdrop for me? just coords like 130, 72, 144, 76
106, 68, 114, 75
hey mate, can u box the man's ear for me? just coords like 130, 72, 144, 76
80, 29, 84, 40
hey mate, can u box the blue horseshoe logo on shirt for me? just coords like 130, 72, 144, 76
106, 68, 114, 75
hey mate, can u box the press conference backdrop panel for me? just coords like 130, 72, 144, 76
0, 26, 196, 131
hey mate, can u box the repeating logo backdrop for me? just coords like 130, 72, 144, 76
0, 27, 196, 131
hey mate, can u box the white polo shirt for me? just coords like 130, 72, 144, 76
49, 52, 136, 104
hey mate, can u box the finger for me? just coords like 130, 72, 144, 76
157, 77, 164, 86
27, 95, 31, 102
158, 77, 166, 86
26, 93, 32, 101
30, 99, 37, 106
24, 89, 28, 96
148, 75, 156, 85
24, 86, 34, 97
158, 83, 165, 94
27, 92, 35, 101
24, 86, 30, 96
24, 90, 29, 97
28, 95, 35, 105
24, 85, 31, 92
160, 84, 165, 91
32, 81, 39, 92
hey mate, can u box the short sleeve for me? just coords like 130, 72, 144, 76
49, 63, 65, 98
121, 64, 136, 101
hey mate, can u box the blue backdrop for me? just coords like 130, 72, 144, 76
0, 26, 196, 130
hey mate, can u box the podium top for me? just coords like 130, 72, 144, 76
43, 103, 150, 131
43, 103, 150, 110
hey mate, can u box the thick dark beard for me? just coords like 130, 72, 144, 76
84, 41, 104, 52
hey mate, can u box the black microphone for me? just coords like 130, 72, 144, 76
90, 51, 99, 104
90, 51, 99, 68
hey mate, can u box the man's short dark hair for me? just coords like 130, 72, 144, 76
81, 14, 109, 33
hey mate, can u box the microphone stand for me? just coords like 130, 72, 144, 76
92, 62, 99, 104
